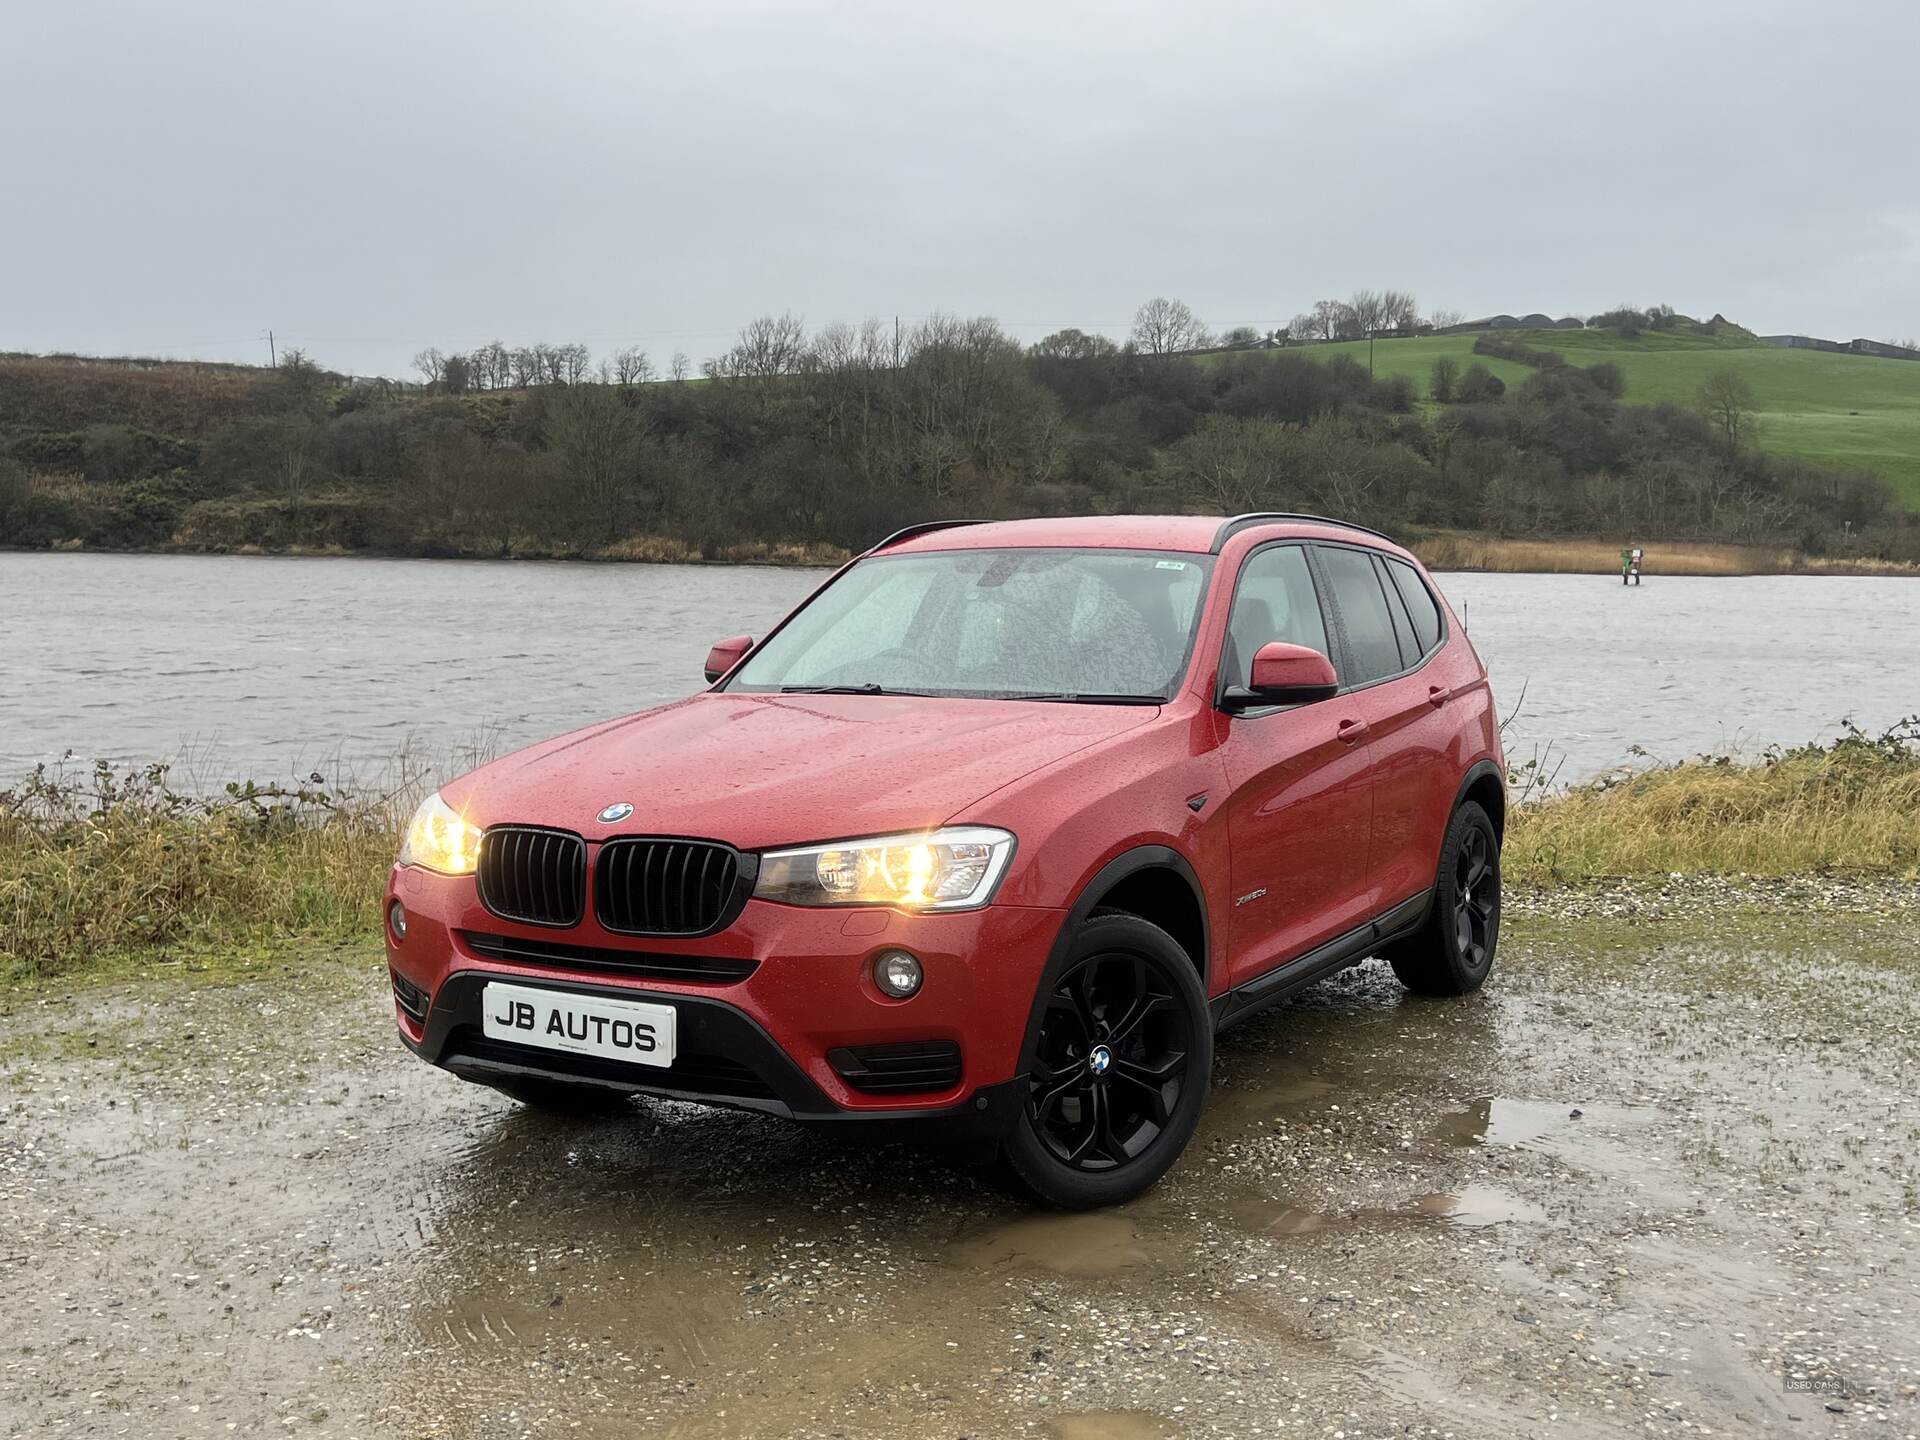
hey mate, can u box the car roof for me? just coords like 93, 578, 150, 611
872, 514, 1412, 559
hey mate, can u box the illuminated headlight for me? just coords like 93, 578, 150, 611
753, 826, 1015, 910
397, 791, 483, 876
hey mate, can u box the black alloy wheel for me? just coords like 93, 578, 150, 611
1029, 951, 1192, 1170
1452, 821, 1496, 970
1003, 910, 1213, 1208
1386, 799, 1500, 996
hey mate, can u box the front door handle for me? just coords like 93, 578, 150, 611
1336, 717, 1369, 745
1427, 684, 1451, 707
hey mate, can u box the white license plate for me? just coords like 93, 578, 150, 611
482, 981, 677, 1069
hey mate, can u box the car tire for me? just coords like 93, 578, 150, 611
1001, 910, 1213, 1209
1384, 799, 1500, 996
488, 1078, 635, 1116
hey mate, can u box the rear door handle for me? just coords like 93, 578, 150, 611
1336, 717, 1369, 744
1427, 684, 1451, 707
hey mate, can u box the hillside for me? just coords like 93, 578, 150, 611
1266, 328, 1920, 507
2, 319, 1915, 568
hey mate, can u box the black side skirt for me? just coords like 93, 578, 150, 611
1210, 887, 1433, 1030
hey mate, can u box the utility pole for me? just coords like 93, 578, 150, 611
266, 330, 276, 367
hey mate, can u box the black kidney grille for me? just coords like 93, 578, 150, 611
595, 839, 742, 936
477, 826, 586, 928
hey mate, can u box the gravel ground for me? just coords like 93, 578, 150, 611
2, 878, 1917, 1439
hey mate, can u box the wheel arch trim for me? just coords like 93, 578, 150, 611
1451, 757, 1507, 840
1013, 845, 1212, 1081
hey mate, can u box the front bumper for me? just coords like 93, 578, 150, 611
385, 864, 1063, 1138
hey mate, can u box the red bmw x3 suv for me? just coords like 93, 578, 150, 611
387, 513, 1504, 1207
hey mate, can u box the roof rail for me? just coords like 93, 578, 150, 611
863, 519, 985, 555
1209, 512, 1399, 553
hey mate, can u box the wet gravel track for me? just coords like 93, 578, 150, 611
2, 880, 1916, 1439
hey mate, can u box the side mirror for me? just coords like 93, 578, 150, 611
1223, 641, 1339, 710
704, 634, 754, 684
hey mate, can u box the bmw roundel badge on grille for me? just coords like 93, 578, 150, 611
597, 802, 634, 823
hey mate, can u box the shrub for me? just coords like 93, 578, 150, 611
1454, 363, 1506, 403
1584, 362, 1626, 399
1473, 334, 1563, 369
1588, 306, 1649, 338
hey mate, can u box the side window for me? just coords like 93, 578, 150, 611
1375, 555, 1418, 668
1315, 545, 1403, 685
1386, 557, 1443, 656
1223, 544, 1329, 688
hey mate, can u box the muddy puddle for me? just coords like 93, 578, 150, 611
4, 904, 1918, 1436
1228, 1182, 1547, 1235
951, 1211, 1150, 1277
1048, 1412, 1176, 1440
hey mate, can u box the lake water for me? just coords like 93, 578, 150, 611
2, 552, 1915, 789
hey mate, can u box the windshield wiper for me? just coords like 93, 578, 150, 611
778, 683, 927, 696
1013, 692, 1165, 706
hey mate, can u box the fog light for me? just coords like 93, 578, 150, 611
388, 900, 408, 941
873, 950, 922, 999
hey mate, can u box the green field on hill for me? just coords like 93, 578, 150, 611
1273, 329, 1920, 507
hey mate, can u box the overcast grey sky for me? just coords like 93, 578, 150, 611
4, 0, 1916, 377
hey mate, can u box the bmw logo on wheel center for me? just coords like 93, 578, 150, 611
1088, 1044, 1113, 1075
597, 802, 634, 823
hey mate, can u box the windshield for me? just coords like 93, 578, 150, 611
727, 547, 1213, 701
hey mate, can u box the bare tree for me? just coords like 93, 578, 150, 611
556, 343, 593, 385
612, 346, 656, 386
470, 341, 510, 391
1347, 290, 1387, 339
670, 351, 691, 383
270, 417, 322, 510
1698, 369, 1756, 451
413, 348, 445, 387
707, 313, 809, 384
1175, 414, 1295, 511
1344, 289, 1416, 374
1130, 297, 1209, 356
1378, 290, 1419, 332
509, 346, 542, 387
1427, 307, 1464, 331
545, 385, 645, 541
1302, 299, 1351, 342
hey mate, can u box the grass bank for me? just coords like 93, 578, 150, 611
0, 762, 401, 986
1505, 721, 1920, 883
5, 727, 1917, 985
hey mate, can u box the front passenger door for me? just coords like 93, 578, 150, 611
1215, 544, 1376, 988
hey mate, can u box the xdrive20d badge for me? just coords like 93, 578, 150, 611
386, 513, 1505, 1207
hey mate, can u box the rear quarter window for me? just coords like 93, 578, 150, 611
1386, 557, 1443, 656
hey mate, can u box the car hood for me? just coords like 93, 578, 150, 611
445, 691, 1156, 850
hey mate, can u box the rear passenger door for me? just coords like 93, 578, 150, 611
1311, 544, 1457, 915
